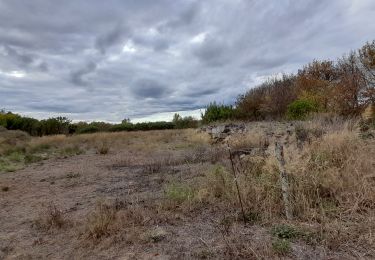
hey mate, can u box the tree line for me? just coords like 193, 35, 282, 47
0, 110, 198, 136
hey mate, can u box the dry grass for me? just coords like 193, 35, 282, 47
2, 118, 375, 258
85, 200, 117, 239
189, 118, 375, 256
34, 204, 67, 230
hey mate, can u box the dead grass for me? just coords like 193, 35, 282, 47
85, 200, 117, 239
178, 117, 375, 255
2, 118, 375, 258
34, 204, 67, 230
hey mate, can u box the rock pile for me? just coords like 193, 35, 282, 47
201, 123, 246, 142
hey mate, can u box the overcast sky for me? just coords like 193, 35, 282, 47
1, 0, 374, 122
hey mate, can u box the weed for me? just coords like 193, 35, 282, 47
24, 154, 43, 164
271, 224, 299, 240
66, 173, 80, 179
60, 146, 83, 157
34, 204, 66, 230
205, 165, 233, 199
85, 201, 116, 239
96, 144, 110, 155
243, 211, 261, 224
7, 151, 23, 162
143, 226, 167, 242
165, 182, 195, 205
272, 238, 291, 255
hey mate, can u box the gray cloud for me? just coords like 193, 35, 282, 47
0, 0, 374, 122
70, 61, 97, 86
132, 79, 169, 99
95, 24, 129, 54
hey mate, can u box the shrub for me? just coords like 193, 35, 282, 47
172, 113, 199, 129
96, 144, 110, 155
76, 125, 99, 134
85, 201, 116, 239
201, 102, 234, 123
287, 99, 318, 120
24, 154, 43, 164
272, 239, 291, 255
34, 204, 66, 230
272, 224, 299, 240
165, 182, 195, 205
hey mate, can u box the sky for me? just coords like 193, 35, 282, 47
1, 0, 375, 123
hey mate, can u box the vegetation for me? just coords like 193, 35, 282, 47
286, 99, 319, 120
172, 113, 199, 129
234, 41, 375, 121
0, 110, 195, 136
1, 118, 375, 258
201, 102, 234, 123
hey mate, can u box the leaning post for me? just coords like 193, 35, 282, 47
275, 142, 293, 220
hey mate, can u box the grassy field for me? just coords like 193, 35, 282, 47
0, 118, 374, 259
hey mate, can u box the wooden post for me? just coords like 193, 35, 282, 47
227, 144, 247, 224
275, 142, 293, 220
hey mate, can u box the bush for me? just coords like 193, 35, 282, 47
272, 239, 291, 255
286, 99, 318, 120
85, 201, 116, 239
272, 224, 299, 240
201, 102, 234, 123
76, 125, 99, 134
172, 114, 199, 129
165, 182, 195, 205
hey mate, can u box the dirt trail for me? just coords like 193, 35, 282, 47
0, 150, 226, 259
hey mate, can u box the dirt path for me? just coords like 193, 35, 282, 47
0, 149, 230, 259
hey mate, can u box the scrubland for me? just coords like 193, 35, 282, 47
0, 118, 374, 259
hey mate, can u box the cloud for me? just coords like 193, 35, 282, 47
0, 0, 374, 122
95, 24, 129, 54
192, 36, 231, 67
132, 78, 169, 98
69, 61, 97, 86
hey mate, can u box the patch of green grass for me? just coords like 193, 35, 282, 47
7, 151, 24, 162
59, 145, 84, 157
243, 211, 261, 224
272, 238, 291, 255
165, 182, 195, 204
0, 162, 20, 172
24, 154, 44, 164
28, 143, 52, 153
271, 224, 299, 240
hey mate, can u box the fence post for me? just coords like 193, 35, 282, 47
275, 142, 293, 220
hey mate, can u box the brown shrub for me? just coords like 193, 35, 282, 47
34, 204, 67, 230
85, 201, 116, 239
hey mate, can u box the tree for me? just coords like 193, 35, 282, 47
201, 102, 234, 123
295, 60, 338, 111
286, 99, 319, 120
335, 52, 367, 115
359, 41, 375, 103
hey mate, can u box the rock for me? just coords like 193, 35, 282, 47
201, 123, 246, 142
145, 227, 167, 242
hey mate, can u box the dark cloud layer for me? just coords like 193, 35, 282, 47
0, 0, 374, 122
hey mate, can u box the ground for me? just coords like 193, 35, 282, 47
0, 122, 374, 259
